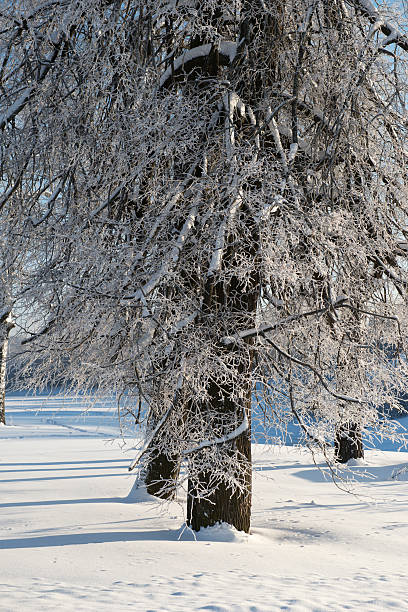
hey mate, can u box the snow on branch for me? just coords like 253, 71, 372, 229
28, 175, 68, 227
122, 204, 197, 303
351, 0, 408, 51
266, 338, 367, 405
337, 303, 403, 343
128, 404, 174, 471
221, 305, 330, 346
223, 91, 245, 159
372, 255, 408, 289
159, 41, 237, 88
207, 191, 242, 277
0, 150, 34, 210
13, 1, 70, 24
87, 182, 129, 224
222, 298, 398, 351
21, 318, 56, 345
128, 369, 185, 471
85, 167, 146, 227
146, 161, 198, 244
0, 306, 12, 326
0, 42, 62, 130
128, 404, 249, 469
181, 408, 249, 457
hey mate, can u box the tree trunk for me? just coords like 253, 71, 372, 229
185, 192, 259, 532
187, 325, 255, 533
334, 422, 364, 463
0, 342, 6, 425
142, 377, 185, 499
187, 427, 252, 533
144, 450, 180, 499
0, 318, 12, 426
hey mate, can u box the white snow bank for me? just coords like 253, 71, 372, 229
346, 458, 368, 467
181, 522, 249, 543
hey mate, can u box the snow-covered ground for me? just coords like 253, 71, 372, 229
1, 393, 408, 611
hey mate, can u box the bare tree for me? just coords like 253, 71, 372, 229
2, 0, 408, 531
0, 288, 13, 424
0, 0, 78, 416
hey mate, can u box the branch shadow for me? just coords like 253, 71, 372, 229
254, 463, 319, 472
294, 462, 408, 483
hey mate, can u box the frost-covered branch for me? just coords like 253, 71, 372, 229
181, 408, 249, 456
351, 0, 408, 51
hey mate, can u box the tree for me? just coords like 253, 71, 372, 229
2, 0, 408, 532
0, 1, 76, 417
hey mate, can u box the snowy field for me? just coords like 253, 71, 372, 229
1, 394, 408, 611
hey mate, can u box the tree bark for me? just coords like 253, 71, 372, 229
0, 341, 6, 425
334, 422, 364, 463
187, 418, 252, 533
144, 450, 180, 499
0, 318, 12, 426
187, 238, 258, 533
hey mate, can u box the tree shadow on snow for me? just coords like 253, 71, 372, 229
0, 465, 128, 473
0, 472, 127, 483
0, 496, 124, 509
0, 459, 126, 466
0, 529, 183, 549
254, 462, 321, 472
0, 483, 158, 509
294, 462, 408, 483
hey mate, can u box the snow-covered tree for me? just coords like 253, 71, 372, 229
0, 1, 77, 418
2, 0, 408, 532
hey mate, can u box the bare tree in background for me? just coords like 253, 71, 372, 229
2, 0, 408, 531
0, 2, 77, 418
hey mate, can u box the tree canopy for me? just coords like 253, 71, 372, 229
2, 0, 408, 530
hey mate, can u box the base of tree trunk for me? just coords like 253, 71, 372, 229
187, 475, 251, 533
0, 330, 10, 426
187, 434, 252, 533
335, 422, 364, 463
144, 451, 180, 499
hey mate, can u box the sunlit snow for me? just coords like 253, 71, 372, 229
1, 393, 408, 611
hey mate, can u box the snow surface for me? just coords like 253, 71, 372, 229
1, 393, 408, 611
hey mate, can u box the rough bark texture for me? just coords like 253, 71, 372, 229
186, 373, 253, 532
187, 424, 252, 533
144, 451, 180, 499
0, 349, 5, 425
334, 422, 364, 463
0, 322, 11, 426
187, 254, 258, 533
0, 335, 8, 425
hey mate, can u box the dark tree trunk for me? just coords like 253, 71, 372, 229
144, 450, 180, 499
187, 424, 252, 533
187, 261, 257, 533
160, 2, 262, 532
0, 318, 12, 426
335, 422, 364, 463
142, 368, 185, 499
